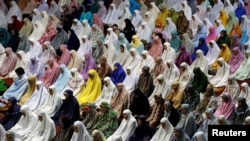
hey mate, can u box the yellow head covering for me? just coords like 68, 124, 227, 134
19, 75, 37, 106
132, 35, 143, 48
156, 3, 168, 27
218, 10, 228, 27
211, 43, 232, 70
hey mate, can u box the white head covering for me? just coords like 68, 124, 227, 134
210, 0, 224, 23
28, 21, 46, 40
215, 19, 226, 35
181, 1, 192, 21
40, 11, 50, 27
137, 21, 152, 42
149, 2, 160, 18
132, 10, 143, 30
144, 11, 155, 30
32, 8, 42, 24
239, 82, 250, 106
67, 68, 85, 92
191, 49, 209, 74
6, 1, 22, 23
195, 5, 206, 20
116, 7, 132, 29
105, 28, 118, 47
222, 75, 240, 103
123, 48, 142, 73
103, 40, 118, 67
103, 3, 119, 25
0, 10, 7, 29
178, 62, 193, 88
123, 66, 139, 93
192, 131, 208, 141
240, 15, 250, 36
203, 18, 213, 35
163, 18, 177, 39
224, 0, 234, 14
71, 121, 92, 141
138, 50, 155, 73
189, 14, 203, 37
48, 1, 61, 17
117, 44, 130, 66
26, 37, 43, 59
78, 20, 92, 40
71, 19, 83, 37
206, 40, 221, 65
77, 35, 92, 57
39, 41, 55, 65
163, 60, 180, 83
117, 0, 130, 17
161, 42, 176, 63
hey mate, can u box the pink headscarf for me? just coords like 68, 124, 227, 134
228, 47, 244, 73
214, 93, 235, 119
93, 14, 104, 31
0, 48, 18, 77
58, 44, 71, 66
148, 35, 163, 60
206, 26, 218, 43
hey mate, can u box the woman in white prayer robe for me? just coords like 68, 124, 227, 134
161, 42, 176, 63
210, 0, 224, 23
209, 58, 230, 88
238, 82, 250, 106
103, 40, 118, 68
150, 117, 173, 141
26, 37, 43, 59
9, 106, 38, 140
195, 5, 206, 21
28, 21, 46, 41
40, 11, 49, 28
26, 111, 56, 141
144, 11, 155, 30
190, 50, 209, 74
78, 20, 92, 40
123, 48, 142, 74
116, 44, 130, 67
178, 62, 194, 89
107, 109, 137, 141
71, 19, 83, 39
8, 51, 28, 79
137, 22, 152, 42
117, 7, 132, 30
38, 41, 56, 65
137, 50, 155, 74
0, 10, 7, 29
131, 10, 143, 30
148, 74, 171, 106
122, 66, 139, 93
71, 121, 92, 141
6, 1, 22, 23
23, 81, 49, 111
163, 60, 180, 84
224, 0, 235, 14
65, 68, 85, 95
149, 2, 160, 19
105, 28, 118, 47
77, 35, 92, 58
117, 0, 130, 18
48, 1, 61, 18
189, 14, 203, 37
222, 75, 240, 103
215, 20, 226, 36
31, 9, 42, 24
181, 1, 192, 21
103, 3, 119, 26
240, 15, 250, 37
206, 40, 221, 65
163, 18, 177, 39
35, 85, 62, 117
203, 18, 213, 35
94, 77, 117, 107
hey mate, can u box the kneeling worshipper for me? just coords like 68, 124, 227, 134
169, 126, 191, 141
92, 102, 118, 138
116, 44, 130, 67
92, 129, 107, 141
64, 68, 85, 94
221, 75, 240, 103
76, 69, 102, 106
123, 48, 142, 73
8, 106, 37, 140
53, 64, 71, 95
0, 48, 18, 77
81, 103, 99, 132
67, 50, 83, 72
2, 67, 28, 101
238, 83, 250, 106
23, 81, 49, 111
131, 35, 144, 56
150, 117, 174, 141
163, 60, 180, 84
161, 42, 176, 63
96, 56, 112, 82
25, 56, 45, 80
214, 93, 235, 120
234, 51, 250, 81
102, 40, 118, 68
57, 44, 71, 66
137, 50, 155, 74
191, 131, 208, 141
122, 66, 139, 93
164, 101, 181, 127
38, 41, 56, 65
107, 109, 137, 141
190, 50, 209, 74
0, 97, 21, 130
165, 81, 185, 109
150, 57, 166, 84
77, 35, 92, 58
52, 89, 80, 126
18, 75, 37, 106
70, 121, 92, 141
110, 83, 130, 121
176, 104, 197, 138
26, 37, 43, 59
129, 89, 150, 116
94, 77, 117, 107
110, 63, 126, 85
35, 85, 62, 117
175, 46, 193, 68
191, 67, 208, 94
80, 52, 97, 82
53, 116, 74, 141
177, 62, 194, 89
206, 40, 221, 66
228, 47, 244, 74
25, 111, 56, 141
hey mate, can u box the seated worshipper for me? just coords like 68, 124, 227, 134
57, 44, 71, 66
123, 66, 139, 93
97, 56, 112, 82
102, 41, 118, 68
137, 22, 152, 43
206, 40, 221, 66
137, 50, 155, 74
131, 35, 144, 55
165, 81, 185, 109
0, 97, 22, 130
163, 60, 180, 84
35, 85, 62, 117
209, 58, 230, 89
110, 83, 130, 121
25, 111, 56, 141
8, 51, 28, 79
116, 44, 130, 67
8, 106, 38, 140
169, 31, 182, 52
183, 86, 200, 111
230, 35, 243, 51
70, 121, 92, 141
217, 115, 230, 125
0, 28, 10, 47
26, 37, 43, 59
175, 46, 193, 68
103, 4, 119, 26
38, 41, 56, 65
228, 97, 250, 125
28, 21, 45, 41
23, 81, 49, 111
190, 50, 209, 74
110, 63, 126, 85
216, 30, 231, 47
210, 44, 232, 72
18, 75, 37, 106
234, 50, 250, 81
151, 57, 166, 83
161, 42, 176, 63
129, 89, 150, 117
176, 104, 197, 138
191, 67, 208, 94
241, 29, 249, 45
65, 68, 85, 93
146, 95, 165, 129
66, 29, 80, 51
41, 58, 61, 88
191, 37, 209, 61
53, 64, 71, 95
92, 102, 118, 138
148, 74, 171, 106
67, 50, 83, 72
164, 101, 181, 127
90, 24, 104, 48
92, 39, 104, 62
80, 52, 97, 81
81, 103, 99, 132
205, 26, 218, 43
150, 117, 174, 141
148, 35, 163, 60
94, 77, 117, 107
52, 89, 80, 126
123, 48, 142, 73
107, 109, 137, 141
104, 28, 118, 47
92, 129, 107, 141
26, 56, 45, 80
53, 116, 74, 141
135, 66, 154, 98
221, 75, 240, 103
123, 18, 136, 43
77, 35, 92, 58
176, 10, 189, 34
177, 62, 194, 89
6, 29, 20, 52
169, 126, 191, 141
214, 93, 235, 120
191, 23, 207, 49
180, 33, 194, 54
51, 26, 69, 50
0, 48, 17, 77
191, 131, 208, 141
2, 67, 28, 101
76, 69, 102, 106
238, 83, 250, 106
228, 47, 244, 74
19, 18, 33, 37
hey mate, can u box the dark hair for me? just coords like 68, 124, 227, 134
15, 67, 25, 75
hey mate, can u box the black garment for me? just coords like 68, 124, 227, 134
66, 29, 80, 51
123, 19, 136, 43
130, 89, 150, 116
62, 14, 74, 32
165, 103, 181, 127
71, 6, 82, 19
183, 86, 200, 111
6, 29, 20, 52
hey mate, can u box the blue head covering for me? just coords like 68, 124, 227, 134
111, 63, 126, 85
234, 2, 246, 23
129, 0, 141, 16
53, 64, 71, 93
0, 27, 10, 47
241, 29, 249, 45
170, 30, 181, 52
192, 37, 209, 61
